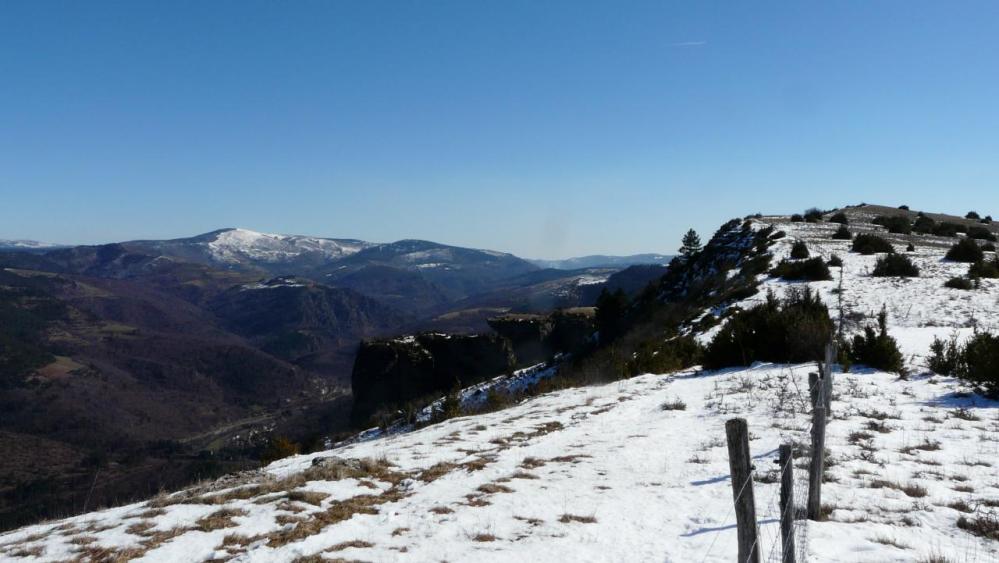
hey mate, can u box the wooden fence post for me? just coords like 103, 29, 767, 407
778, 444, 795, 563
822, 342, 835, 415
808, 372, 820, 409
807, 403, 827, 520
726, 418, 760, 563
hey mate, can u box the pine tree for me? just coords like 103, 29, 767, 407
679, 229, 702, 259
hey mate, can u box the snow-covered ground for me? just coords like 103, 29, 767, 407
2, 209, 997, 562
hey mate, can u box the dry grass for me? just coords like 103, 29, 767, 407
429, 506, 454, 515
288, 490, 331, 506
471, 533, 497, 542
869, 534, 910, 549
125, 521, 156, 535
195, 508, 249, 532
477, 483, 514, 495
326, 540, 375, 551
956, 513, 999, 540
559, 513, 597, 524
266, 486, 409, 548
68, 545, 146, 562
391, 527, 410, 537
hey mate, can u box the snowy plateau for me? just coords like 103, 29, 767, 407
2, 208, 998, 563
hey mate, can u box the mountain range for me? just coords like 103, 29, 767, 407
0, 227, 667, 530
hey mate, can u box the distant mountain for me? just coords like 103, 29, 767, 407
0, 239, 66, 253
529, 253, 672, 270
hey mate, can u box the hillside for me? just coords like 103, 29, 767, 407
2, 204, 996, 562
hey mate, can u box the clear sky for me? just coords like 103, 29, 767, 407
1, 1, 998, 258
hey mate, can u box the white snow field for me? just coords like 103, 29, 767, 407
1, 207, 998, 562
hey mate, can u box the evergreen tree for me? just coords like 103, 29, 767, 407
679, 229, 702, 259
595, 288, 629, 344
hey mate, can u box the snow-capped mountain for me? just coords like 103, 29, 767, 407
0, 239, 65, 252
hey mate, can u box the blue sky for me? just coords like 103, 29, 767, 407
1, 1, 997, 258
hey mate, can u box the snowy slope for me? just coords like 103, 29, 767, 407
203, 229, 372, 265
2, 207, 998, 562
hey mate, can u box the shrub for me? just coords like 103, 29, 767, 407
906, 243, 915, 252
260, 436, 301, 465
790, 214, 805, 222
790, 240, 810, 259
945, 238, 985, 263
933, 222, 964, 237
829, 212, 849, 224
960, 332, 999, 398
898, 205, 910, 210
703, 288, 833, 369
872, 254, 919, 277
982, 242, 997, 252
912, 215, 936, 234
873, 215, 912, 234
804, 208, 824, 223
827, 255, 843, 268
966, 211, 981, 220
968, 257, 999, 279
929, 332, 999, 398
929, 335, 962, 375
966, 226, 997, 241
831, 225, 852, 240
944, 277, 974, 290
772, 258, 832, 281
982, 215, 994, 224
850, 307, 904, 373
596, 288, 629, 343
852, 234, 894, 255
626, 335, 703, 377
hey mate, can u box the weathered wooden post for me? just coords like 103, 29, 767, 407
725, 418, 760, 563
778, 444, 796, 563
822, 342, 835, 414
808, 372, 820, 409
807, 402, 827, 520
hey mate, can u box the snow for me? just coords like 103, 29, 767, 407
205, 228, 371, 264
2, 210, 998, 562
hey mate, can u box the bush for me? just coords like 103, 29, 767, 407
850, 307, 904, 373
944, 277, 974, 290
626, 335, 703, 377
966, 226, 997, 241
829, 212, 849, 224
772, 257, 833, 281
804, 208, 824, 223
596, 288, 629, 343
982, 215, 994, 224
929, 335, 962, 375
933, 222, 964, 237
872, 254, 919, 277
946, 238, 985, 263
906, 243, 915, 252
790, 214, 805, 223
260, 436, 301, 465
982, 242, 997, 252
827, 255, 843, 268
852, 234, 894, 255
898, 205, 910, 210
961, 333, 999, 398
968, 257, 999, 279
873, 215, 912, 234
912, 215, 936, 234
831, 225, 852, 240
932, 333, 999, 398
703, 288, 834, 369
966, 211, 981, 220
790, 240, 810, 259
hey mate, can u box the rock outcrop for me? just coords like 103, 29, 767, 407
351, 333, 515, 424
487, 308, 596, 366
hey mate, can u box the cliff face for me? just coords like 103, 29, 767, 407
487, 308, 596, 366
350, 333, 515, 424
